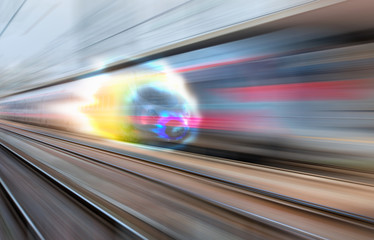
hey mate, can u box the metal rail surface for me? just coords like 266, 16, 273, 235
0, 124, 329, 240
0, 176, 44, 240
0, 142, 148, 240
2, 123, 374, 240
1, 123, 374, 228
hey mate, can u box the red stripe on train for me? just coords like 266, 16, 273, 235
213, 79, 370, 102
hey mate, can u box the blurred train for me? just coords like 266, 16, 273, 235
0, 64, 199, 144
2, 29, 374, 167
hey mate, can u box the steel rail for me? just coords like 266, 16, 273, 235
0, 142, 148, 240
0, 176, 45, 240
2, 126, 357, 239
2, 123, 374, 227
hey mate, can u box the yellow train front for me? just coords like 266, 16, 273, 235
82, 65, 198, 145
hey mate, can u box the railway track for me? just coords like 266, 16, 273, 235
0, 177, 34, 239
2, 122, 374, 213
0, 125, 323, 239
0, 143, 147, 240
2, 120, 373, 187
0, 122, 374, 239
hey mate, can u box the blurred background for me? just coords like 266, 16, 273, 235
0, 0, 374, 239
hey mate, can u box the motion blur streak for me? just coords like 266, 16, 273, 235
1, 0, 374, 239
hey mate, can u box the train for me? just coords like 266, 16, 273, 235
0, 64, 199, 144
1, 29, 374, 169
